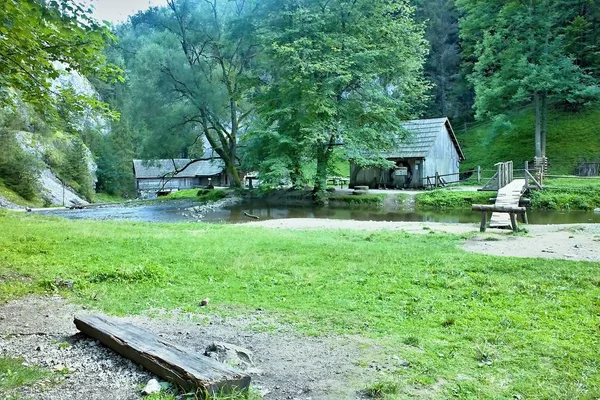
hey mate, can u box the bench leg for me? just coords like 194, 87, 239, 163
521, 212, 528, 224
510, 213, 518, 232
480, 211, 487, 232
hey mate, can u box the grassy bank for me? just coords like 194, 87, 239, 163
416, 190, 492, 210
329, 193, 386, 207
1, 212, 599, 398
459, 105, 600, 174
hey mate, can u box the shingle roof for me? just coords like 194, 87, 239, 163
133, 157, 225, 179
385, 117, 465, 160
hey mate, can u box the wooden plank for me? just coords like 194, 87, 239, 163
472, 205, 526, 213
490, 179, 527, 228
74, 315, 250, 395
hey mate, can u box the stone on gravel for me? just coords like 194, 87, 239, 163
204, 342, 254, 369
142, 379, 161, 395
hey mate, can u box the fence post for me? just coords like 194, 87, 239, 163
524, 161, 529, 188
477, 166, 481, 183
435, 172, 439, 188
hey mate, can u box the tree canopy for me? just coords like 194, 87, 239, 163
0, 0, 119, 113
456, 0, 600, 158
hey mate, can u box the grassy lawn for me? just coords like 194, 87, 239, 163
1, 211, 599, 398
0, 356, 52, 399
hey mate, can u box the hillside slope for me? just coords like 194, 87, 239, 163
458, 105, 600, 175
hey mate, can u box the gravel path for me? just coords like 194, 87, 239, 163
0, 296, 385, 400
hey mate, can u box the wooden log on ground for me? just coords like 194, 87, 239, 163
354, 186, 369, 191
74, 315, 250, 395
243, 212, 259, 220
471, 204, 527, 213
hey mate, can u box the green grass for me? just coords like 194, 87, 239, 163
529, 188, 600, 210
1, 212, 600, 398
165, 189, 228, 202
365, 379, 400, 399
459, 105, 600, 175
416, 190, 493, 209
329, 193, 386, 206
544, 177, 600, 189
93, 193, 126, 204
0, 357, 50, 393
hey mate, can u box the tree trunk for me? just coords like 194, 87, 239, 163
534, 92, 542, 158
541, 92, 548, 158
290, 159, 304, 189
313, 145, 331, 202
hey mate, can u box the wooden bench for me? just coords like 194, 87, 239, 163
472, 204, 527, 233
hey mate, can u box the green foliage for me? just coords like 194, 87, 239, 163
416, 190, 491, 209
329, 194, 386, 207
530, 188, 600, 210
1, 214, 600, 397
365, 379, 400, 399
459, 105, 600, 174
164, 189, 228, 202
0, 0, 120, 114
0, 356, 50, 392
0, 128, 42, 201
252, 0, 430, 193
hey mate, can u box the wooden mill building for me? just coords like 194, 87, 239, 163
133, 150, 226, 197
350, 117, 465, 189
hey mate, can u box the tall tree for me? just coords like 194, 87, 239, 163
0, 0, 119, 114
413, 0, 471, 121
112, 0, 259, 187
457, 0, 600, 158
254, 0, 430, 197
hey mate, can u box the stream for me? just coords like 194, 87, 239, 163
33, 199, 600, 225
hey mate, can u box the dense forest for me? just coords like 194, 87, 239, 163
1, 0, 599, 201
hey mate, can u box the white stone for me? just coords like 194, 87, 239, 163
142, 379, 161, 395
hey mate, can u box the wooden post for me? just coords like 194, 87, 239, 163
435, 172, 439, 188
524, 161, 529, 188
521, 212, 529, 224
480, 211, 488, 233
509, 213, 518, 232
477, 166, 481, 183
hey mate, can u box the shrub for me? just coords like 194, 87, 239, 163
0, 130, 42, 200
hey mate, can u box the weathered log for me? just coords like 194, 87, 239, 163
74, 315, 250, 395
471, 204, 527, 213
243, 212, 259, 220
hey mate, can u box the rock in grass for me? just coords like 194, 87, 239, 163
142, 379, 161, 395
199, 297, 210, 307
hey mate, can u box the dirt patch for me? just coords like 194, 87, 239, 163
462, 224, 600, 262
243, 219, 600, 262
0, 296, 385, 400
243, 218, 480, 234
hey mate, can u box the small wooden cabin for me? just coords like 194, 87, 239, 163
133, 152, 226, 197
350, 118, 465, 189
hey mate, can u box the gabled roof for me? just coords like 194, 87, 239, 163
386, 117, 465, 161
133, 156, 225, 179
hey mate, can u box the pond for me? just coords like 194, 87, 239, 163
33, 199, 600, 225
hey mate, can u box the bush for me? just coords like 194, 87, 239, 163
529, 188, 600, 210
0, 130, 42, 201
